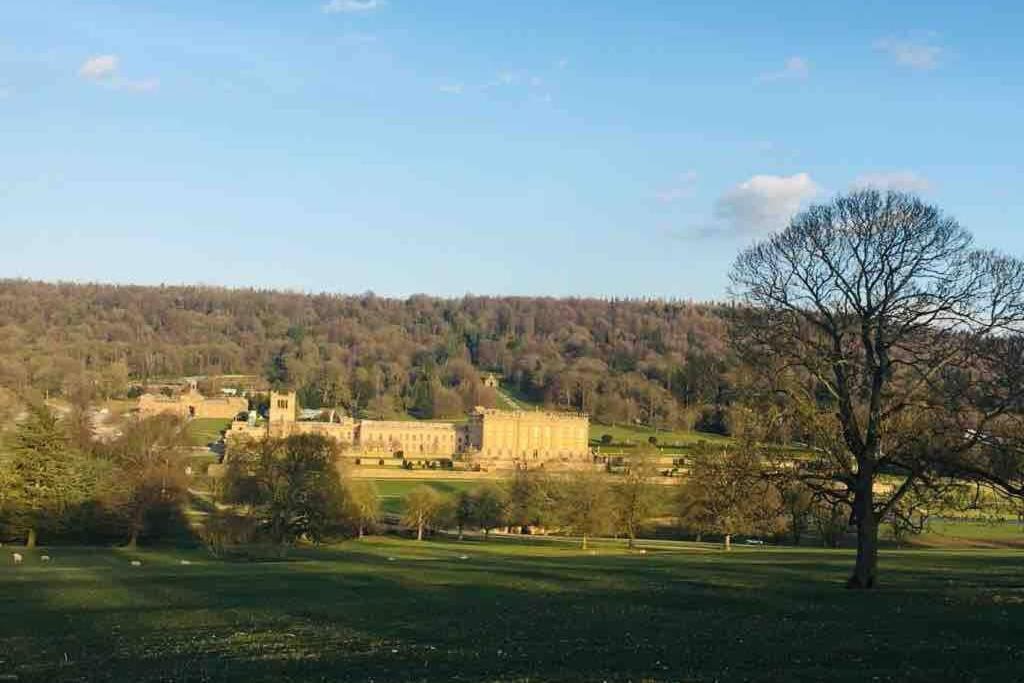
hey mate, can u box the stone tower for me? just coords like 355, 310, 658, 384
269, 391, 297, 425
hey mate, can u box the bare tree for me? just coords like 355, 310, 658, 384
613, 451, 659, 549
554, 471, 614, 550
106, 414, 190, 548
730, 189, 1024, 587
343, 479, 379, 539
403, 485, 443, 541
678, 444, 781, 550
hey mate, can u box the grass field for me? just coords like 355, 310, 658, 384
185, 418, 233, 447
375, 479, 481, 515
589, 422, 733, 447
2, 538, 1022, 682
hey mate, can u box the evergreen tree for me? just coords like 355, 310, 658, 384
4, 403, 89, 547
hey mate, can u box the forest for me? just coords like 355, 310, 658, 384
0, 280, 734, 430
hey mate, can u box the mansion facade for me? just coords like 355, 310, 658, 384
227, 392, 590, 468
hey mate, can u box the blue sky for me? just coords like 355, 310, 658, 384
2, 1, 1023, 300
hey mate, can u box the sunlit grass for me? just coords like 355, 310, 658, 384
2, 537, 1022, 682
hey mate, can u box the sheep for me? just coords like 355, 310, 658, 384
12, 553, 23, 564
638, 549, 648, 555
458, 555, 469, 561
179, 560, 192, 566
130, 560, 142, 567
387, 557, 396, 562
41, 555, 51, 562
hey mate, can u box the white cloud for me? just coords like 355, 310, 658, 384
438, 83, 464, 95
556, 58, 569, 70
712, 173, 818, 236
852, 171, 931, 193
79, 55, 118, 80
874, 36, 942, 70
656, 171, 699, 203
78, 55, 158, 93
758, 56, 809, 83
323, 0, 382, 14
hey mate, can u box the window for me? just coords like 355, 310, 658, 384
277, 400, 289, 409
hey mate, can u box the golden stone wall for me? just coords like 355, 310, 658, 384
357, 420, 458, 457
227, 392, 589, 465
138, 390, 248, 420
468, 408, 589, 463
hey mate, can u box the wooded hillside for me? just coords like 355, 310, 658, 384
0, 280, 735, 429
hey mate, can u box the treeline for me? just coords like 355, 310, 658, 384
0, 280, 735, 429
0, 417, 944, 552
0, 407, 194, 547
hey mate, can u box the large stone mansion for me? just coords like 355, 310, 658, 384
227, 391, 591, 468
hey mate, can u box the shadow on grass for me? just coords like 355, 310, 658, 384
2, 539, 1023, 682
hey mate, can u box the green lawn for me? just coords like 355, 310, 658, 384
374, 479, 482, 515
589, 422, 733, 447
186, 418, 233, 447
2, 538, 1022, 682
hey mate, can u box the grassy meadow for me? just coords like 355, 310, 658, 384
588, 423, 733, 448
185, 418, 233, 447
2, 537, 1022, 683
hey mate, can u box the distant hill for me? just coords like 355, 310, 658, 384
0, 280, 736, 431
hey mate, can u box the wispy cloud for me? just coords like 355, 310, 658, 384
446, 68, 553, 101
79, 54, 118, 80
78, 55, 159, 93
852, 170, 931, 193
874, 35, 942, 70
323, 0, 383, 14
655, 171, 699, 203
707, 173, 818, 237
757, 56, 809, 83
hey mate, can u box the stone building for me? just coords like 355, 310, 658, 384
227, 391, 590, 468
138, 382, 248, 420
467, 407, 590, 466
358, 420, 460, 457
229, 391, 357, 445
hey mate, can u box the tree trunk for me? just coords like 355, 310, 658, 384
627, 531, 635, 550
358, 524, 364, 539
581, 534, 588, 550
848, 480, 878, 589
127, 528, 139, 549
26, 528, 37, 549
724, 533, 731, 551
417, 519, 424, 541
458, 524, 464, 541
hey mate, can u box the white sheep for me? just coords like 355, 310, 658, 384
387, 556, 396, 562
12, 553, 23, 564
639, 549, 648, 555
41, 555, 51, 562
130, 560, 142, 567
458, 555, 469, 560
179, 559, 192, 566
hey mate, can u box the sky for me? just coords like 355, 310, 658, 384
2, 1, 1023, 301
